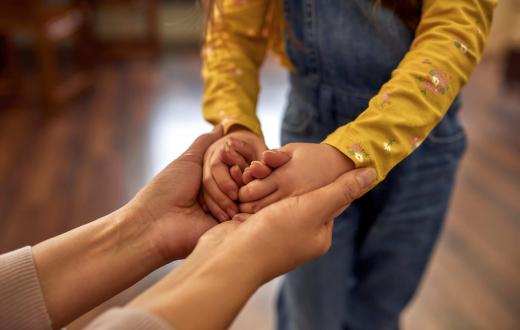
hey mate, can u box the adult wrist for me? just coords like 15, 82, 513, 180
112, 204, 170, 268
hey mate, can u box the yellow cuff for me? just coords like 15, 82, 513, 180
206, 112, 263, 138
322, 128, 383, 184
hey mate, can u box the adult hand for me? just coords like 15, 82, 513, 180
239, 143, 356, 213
126, 125, 225, 262
130, 167, 377, 330
201, 125, 267, 221
31, 127, 225, 328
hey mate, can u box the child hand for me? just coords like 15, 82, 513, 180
242, 150, 292, 184
202, 126, 267, 221
238, 143, 358, 214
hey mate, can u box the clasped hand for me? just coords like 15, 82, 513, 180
201, 126, 361, 221
28, 125, 375, 330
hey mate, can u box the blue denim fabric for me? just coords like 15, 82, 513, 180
276, 1, 467, 329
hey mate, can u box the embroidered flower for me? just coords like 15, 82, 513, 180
410, 136, 422, 149
454, 40, 469, 54
383, 140, 396, 152
377, 92, 391, 110
347, 144, 369, 163
418, 69, 451, 95
227, 67, 243, 76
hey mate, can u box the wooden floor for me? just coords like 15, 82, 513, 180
0, 51, 518, 330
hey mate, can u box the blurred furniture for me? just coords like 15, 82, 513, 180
91, 0, 159, 58
0, 0, 94, 110
0, 35, 17, 98
504, 48, 520, 87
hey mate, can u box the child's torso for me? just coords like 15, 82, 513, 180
283, 0, 415, 94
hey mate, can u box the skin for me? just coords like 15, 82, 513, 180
25, 126, 376, 330
239, 143, 356, 214
32, 126, 225, 329
202, 126, 267, 221
130, 166, 377, 330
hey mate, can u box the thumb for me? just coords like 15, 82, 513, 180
295, 168, 377, 225
262, 149, 291, 169
178, 125, 223, 163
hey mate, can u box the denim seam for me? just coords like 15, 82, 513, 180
304, 0, 319, 74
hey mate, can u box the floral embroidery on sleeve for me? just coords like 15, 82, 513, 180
418, 69, 452, 96
410, 136, 423, 149
383, 139, 396, 152
454, 39, 469, 54
227, 67, 244, 77
347, 144, 369, 162
376, 92, 392, 110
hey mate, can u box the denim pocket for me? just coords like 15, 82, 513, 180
333, 88, 373, 126
424, 114, 467, 154
282, 91, 316, 136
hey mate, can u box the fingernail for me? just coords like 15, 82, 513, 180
355, 168, 377, 188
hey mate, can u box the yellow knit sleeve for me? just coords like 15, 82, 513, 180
202, 0, 272, 137
322, 0, 497, 183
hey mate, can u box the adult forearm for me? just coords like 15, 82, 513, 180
32, 205, 164, 329
130, 249, 263, 330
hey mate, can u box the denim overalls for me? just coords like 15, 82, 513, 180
277, 1, 467, 329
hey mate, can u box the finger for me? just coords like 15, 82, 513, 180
238, 176, 278, 203
247, 161, 272, 179
203, 191, 231, 222
212, 162, 239, 200
221, 144, 249, 170
242, 167, 254, 184
198, 191, 208, 213
294, 168, 376, 225
178, 125, 223, 163
203, 167, 239, 216
262, 150, 291, 169
227, 137, 258, 161
239, 190, 282, 213
230, 165, 244, 186
232, 213, 252, 222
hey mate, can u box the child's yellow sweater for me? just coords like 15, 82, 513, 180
201, 0, 497, 183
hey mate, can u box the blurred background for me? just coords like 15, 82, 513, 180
0, 1, 519, 329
